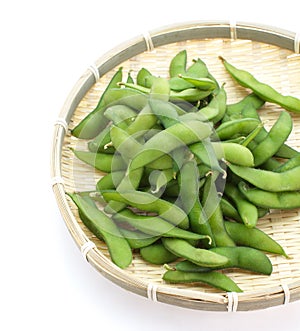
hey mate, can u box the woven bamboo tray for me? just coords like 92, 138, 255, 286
51, 21, 300, 311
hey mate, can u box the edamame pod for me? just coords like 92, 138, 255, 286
178, 75, 217, 90
274, 154, 300, 172
112, 209, 209, 241
178, 160, 215, 246
220, 56, 300, 113
96, 170, 126, 191
163, 270, 242, 293
224, 221, 288, 257
169, 50, 187, 77
162, 238, 228, 267
120, 228, 159, 249
224, 182, 258, 228
210, 246, 273, 275
215, 118, 261, 140
136, 67, 153, 87
129, 120, 212, 170
71, 149, 127, 172
251, 111, 293, 166
238, 182, 300, 209
228, 164, 300, 192
71, 67, 123, 139
225, 93, 265, 117
201, 175, 236, 247
140, 243, 178, 264
102, 190, 189, 229
68, 193, 132, 269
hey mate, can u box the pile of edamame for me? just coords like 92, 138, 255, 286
68, 50, 300, 293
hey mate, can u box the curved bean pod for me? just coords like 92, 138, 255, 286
71, 67, 123, 139
71, 149, 126, 172
224, 182, 258, 228
163, 270, 242, 292
178, 160, 215, 246
238, 182, 300, 209
224, 221, 288, 257
215, 118, 260, 140
274, 154, 300, 172
220, 56, 300, 113
210, 246, 273, 275
113, 209, 209, 241
162, 238, 228, 267
129, 120, 212, 171
140, 243, 178, 264
228, 163, 300, 192
68, 193, 132, 269
102, 190, 189, 229
252, 111, 293, 166
169, 50, 187, 77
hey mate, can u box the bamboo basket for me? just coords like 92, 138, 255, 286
51, 21, 300, 311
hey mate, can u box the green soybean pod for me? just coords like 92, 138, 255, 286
210, 246, 273, 275
163, 270, 242, 293
104, 167, 144, 214
104, 104, 137, 126
210, 86, 227, 123
136, 67, 153, 87
170, 88, 212, 103
220, 56, 300, 113
228, 163, 300, 192
96, 170, 126, 191
215, 118, 260, 140
112, 209, 209, 241
175, 260, 212, 273
169, 76, 194, 91
260, 157, 283, 171
149, 169, 175, 193
68, 193, 132, 269
178, 75, 217, 91
119, 228, 159, 249
71, 149, 127, 172
71, 67, 123, 139
238, 181, 300, 209
102, 87, 148, 111
140, 243, 178, 264
220, 197, 242, 222
178, 160, 215, 246
274, 154, 300, 172
169, 50, 187, 77
186, 58, 209, 78
109, 125, 174, 170
102, 190, 189, 229
126, 103, 158, 137
110, 125, 141, 161
251, 111, 293, 166
226, 93, 265, 117
201, 175, 236, 247
190, 139, 224, 173
224, 221, 288, 257
148, 98, 180, 128
162, 238, 229, 268
129, 120, 212, 171
240, 102, 298, 159
224, 182, 258, 228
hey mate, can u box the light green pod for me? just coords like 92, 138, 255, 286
163, 270, 242, 293
162, 238, 229, 267
102, 190, 189, 229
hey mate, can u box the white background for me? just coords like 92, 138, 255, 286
1, 1, 300, 330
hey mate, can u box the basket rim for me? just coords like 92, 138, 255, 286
51, 20, 300, 312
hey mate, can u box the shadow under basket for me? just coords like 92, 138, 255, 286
51, 21, 300, 312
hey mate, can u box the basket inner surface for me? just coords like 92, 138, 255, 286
62, 38, 300, 297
